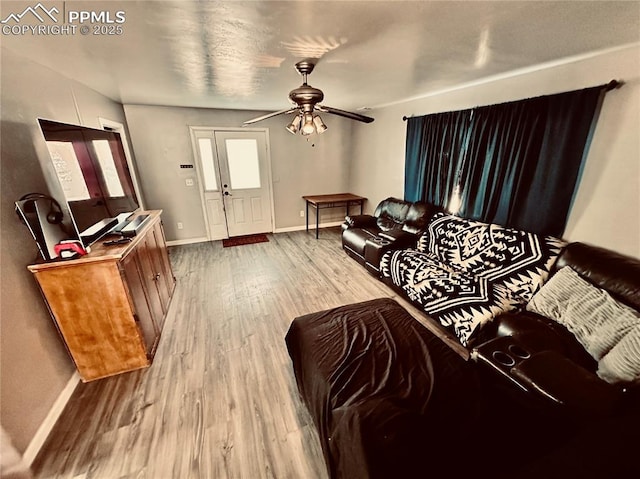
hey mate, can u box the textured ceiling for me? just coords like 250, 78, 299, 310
2, 0, 639, 113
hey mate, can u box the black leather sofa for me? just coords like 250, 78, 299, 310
372, 209, 640, 408
341, 197, 441, 275
474, 241, 640, 478
288, 239, 640, 478
472, 241, 639, 414
302, 202, 640, 477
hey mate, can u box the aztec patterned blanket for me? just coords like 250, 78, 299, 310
381, 213, 565, 346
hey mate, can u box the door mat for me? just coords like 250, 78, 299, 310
222, 234, 269, 248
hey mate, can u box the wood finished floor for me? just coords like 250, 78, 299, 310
32, 228, 421, 479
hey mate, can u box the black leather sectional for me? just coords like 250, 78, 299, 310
285, 196, 640, 478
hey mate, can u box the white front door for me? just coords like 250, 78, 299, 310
191, 128, 273, 239
214, 131, 272, 237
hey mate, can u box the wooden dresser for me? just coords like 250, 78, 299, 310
28, 210, 176, 381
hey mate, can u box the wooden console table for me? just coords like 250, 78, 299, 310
302, 193, 366, 239
28, 210, 176, 381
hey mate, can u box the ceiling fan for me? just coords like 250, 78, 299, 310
243, 59, 374, 135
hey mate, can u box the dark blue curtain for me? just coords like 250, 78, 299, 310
404, 110, 470, 206
458, 100, 545, 226
513, 87, 605, 235
404, 85, 607, 236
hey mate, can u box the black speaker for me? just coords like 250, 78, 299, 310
15, 193, 63, 224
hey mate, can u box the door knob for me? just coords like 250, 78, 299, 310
224, 191, 230, 196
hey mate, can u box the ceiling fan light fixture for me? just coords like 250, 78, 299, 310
243, 60, 374, 128
313, 115, 327, 134
286, 114, 301, 134
301, 113, 315, 136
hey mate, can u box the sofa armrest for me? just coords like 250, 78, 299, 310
477, 311, 596, 371
511, 350, 623, 417
343, 214, 377, 230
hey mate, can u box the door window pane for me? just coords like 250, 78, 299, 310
198, 138, 218, 191
226, 139, 260, 189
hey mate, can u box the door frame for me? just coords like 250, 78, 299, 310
99, 117, 145, 210
188, 126, 275, 240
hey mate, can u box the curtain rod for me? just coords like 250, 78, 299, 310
402, 79, 623, 121
606, 79, 623, 91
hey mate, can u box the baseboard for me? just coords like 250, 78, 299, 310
23, 371, 80, 466
166, 223, 343, 244
166, 236, 209, 247
274, 221, 344, 233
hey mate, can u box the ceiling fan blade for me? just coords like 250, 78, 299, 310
243, 108, 298, 125
317, 105, 374, 123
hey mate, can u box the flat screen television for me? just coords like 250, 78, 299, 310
38, 119, 140, 247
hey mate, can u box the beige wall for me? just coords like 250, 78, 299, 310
349, 44, 640, 258
0, 47, 130, 452
123, 104, 355, 241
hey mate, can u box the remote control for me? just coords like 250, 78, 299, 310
103, 237, 131, 246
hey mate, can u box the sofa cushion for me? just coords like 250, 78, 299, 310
376, 216, 404, 231
598, 325, 640, 384
526, 266, 640, 362
378, 228, 416, 243
381, 250, 525, 346
418, 212, 565, 303
374, 198, 411, 229
402, 202, 439, 235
